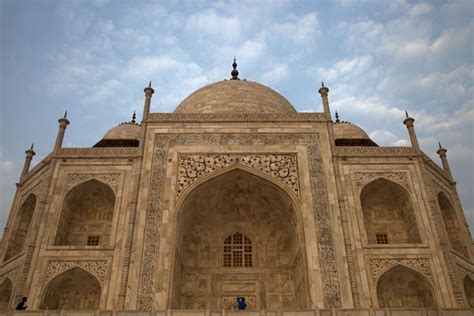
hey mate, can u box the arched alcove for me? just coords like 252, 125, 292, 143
0, 278, 12, 310
171, 169, 309, 310
361, 178, 421, 244
438, 192, 467, 257
377, 265, 436, 308
4, 194, 36, 261
40, 267, 101, 310
55, 179, 115, 246
464, 275, 474, 307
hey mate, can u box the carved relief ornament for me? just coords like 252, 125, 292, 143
46, 260, 109, 282
369, 258, 433, 282
353, 172, 409, 188
177, 154, 299, 198
65, 173, 121, 192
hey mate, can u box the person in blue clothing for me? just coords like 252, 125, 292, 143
236, 297, 246, 310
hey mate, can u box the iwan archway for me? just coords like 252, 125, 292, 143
171, 168, 310, 310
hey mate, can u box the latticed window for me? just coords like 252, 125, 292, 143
376, 233, 389, 244
223, 232, 252, 267
87, 235, 100, 246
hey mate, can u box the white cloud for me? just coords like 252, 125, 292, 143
122, 56, 203, 81
369, 130, 398, 145
408, 3, 433, 16
0, 159, 14, 173
396, 41, 429, 59
260, 63, 289, 85
268, 12, 319, 43
185, 9, 242, 41
97, 19, 114, 33
91, 0, 110, 7
430, 27, 472, 56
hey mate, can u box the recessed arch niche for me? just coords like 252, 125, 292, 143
4, 194, 36, 261
377, 265, 436, 308
171, 168, 310, 310
40, 267, 101, 310
438, 192, 467, 257
464, 275, 474, 307
360, 178, 421, 244
0, 278, 12, 310
54, 179, 115, 246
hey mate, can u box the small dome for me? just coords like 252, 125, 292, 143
103, 124, 140, 140
174, 80, 296, 113
94, 123, 140, 147
333, 122, 377, 146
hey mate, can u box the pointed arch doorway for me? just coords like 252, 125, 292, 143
171, 168, 310, 310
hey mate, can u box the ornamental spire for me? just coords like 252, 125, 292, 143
335, 110, 340, 123
230, 57, 239, 80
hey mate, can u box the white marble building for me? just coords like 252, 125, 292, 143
0, 63, 472, 311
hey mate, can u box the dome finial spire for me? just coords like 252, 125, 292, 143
335, 110, 340, 123
132, 110, 136, 124
231, 57, 239, 80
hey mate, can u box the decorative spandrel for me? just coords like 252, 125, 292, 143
177, 154, 299, 199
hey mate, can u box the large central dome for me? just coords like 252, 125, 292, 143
174, 79, 297, 113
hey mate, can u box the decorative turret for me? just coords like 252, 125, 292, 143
20, 143, 36, 181
54, 111, 70, 152
142, 81, 155, 121
318, 82, 331, 121
402, 110, 420, 152
437, 142, 454, 181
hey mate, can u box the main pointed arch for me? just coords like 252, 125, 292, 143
0, 278, 12, 310
171, 168, 310, 310
55, 179, 115, 246
360, 178, 421, 244
377, 265, 436, 308
4, 194, 36, 261
40, 267, 101, 310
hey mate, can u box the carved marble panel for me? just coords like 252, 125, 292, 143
177, 154, 299, 198
369, 258, 432, 282
336, 146, 416, 156
65, 173, 121, 192
46, 260, 109, 282
57, 147, 140, 157
353, 172, 409, 189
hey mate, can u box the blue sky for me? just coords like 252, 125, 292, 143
0, 0, 473, 233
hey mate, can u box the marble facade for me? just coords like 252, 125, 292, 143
0, 75, 472, 312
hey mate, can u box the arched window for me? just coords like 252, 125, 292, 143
0, 278, 12, 310
40, 267, 101, 310
438, 192, 467, 257
377, 265, 436, 308
223, 232, 252, 267
464, 275, 474, 308
4, 194, 36, 261
55, 179, 115, 246
360, 178, 421, 244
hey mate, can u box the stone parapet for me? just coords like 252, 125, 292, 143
147, 112, 327, 123
335, 146, 417, 157
56, 148, 141, 158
